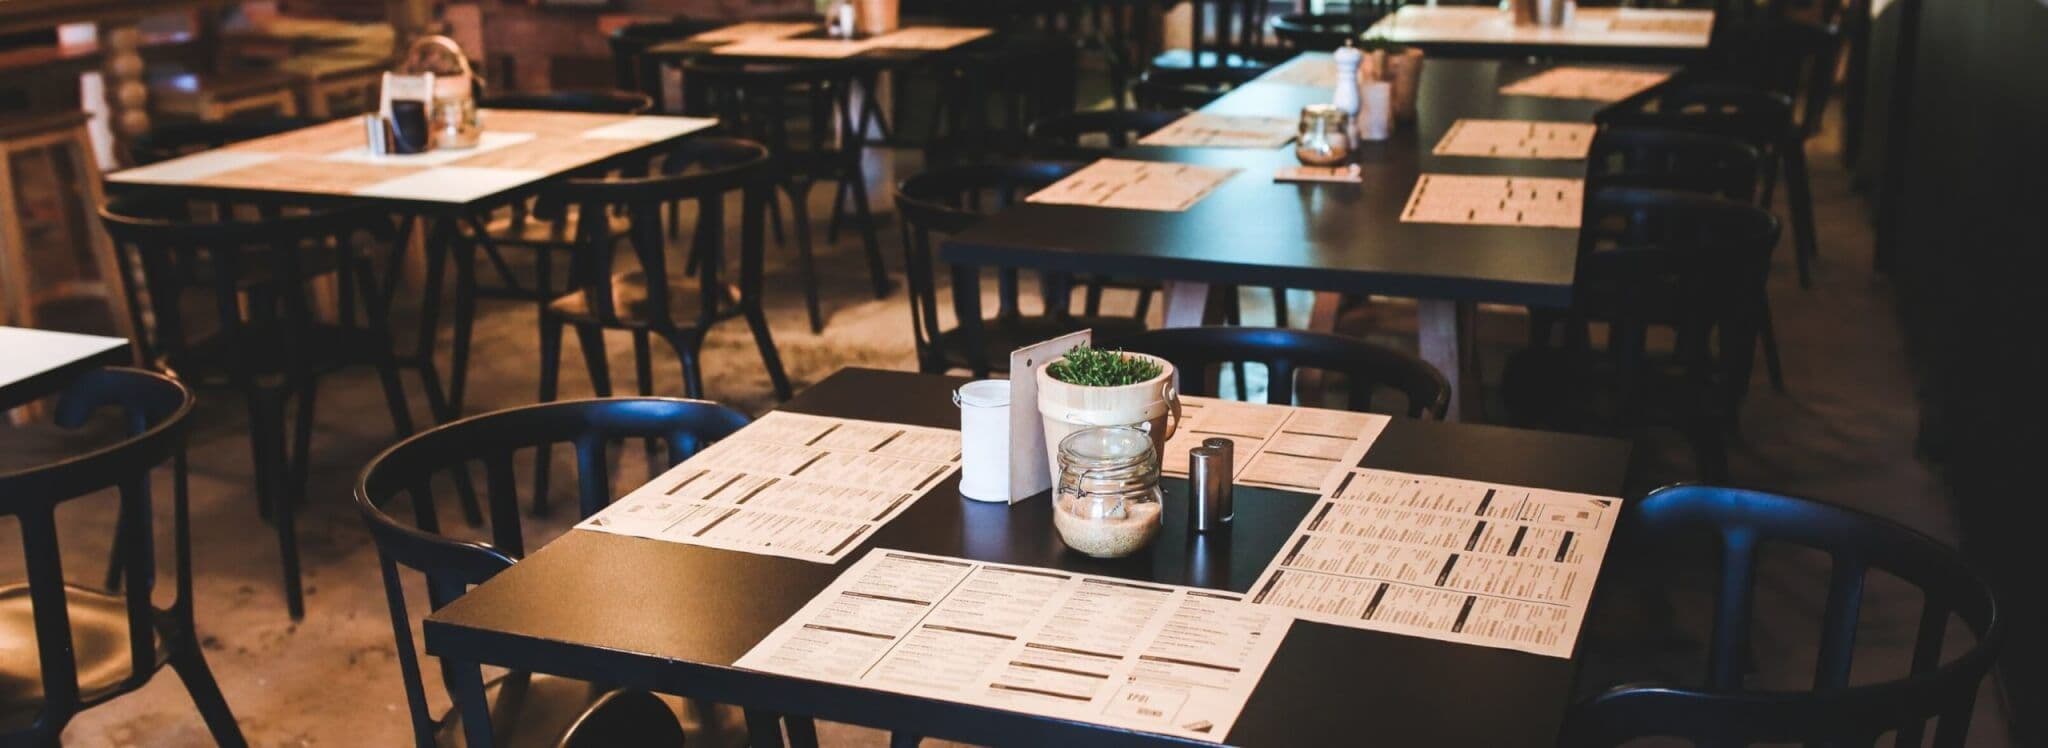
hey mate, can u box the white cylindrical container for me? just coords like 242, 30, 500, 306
1360, 80, 1394, 141
1035, 354, 1180, 487
954, 379, 1012, 503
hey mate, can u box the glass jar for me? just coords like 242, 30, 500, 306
1296, 104, 1353, 167
1053, 427, 1164, 559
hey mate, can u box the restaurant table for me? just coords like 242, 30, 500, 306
424, 367, 1632, 747
103, 110, 717, 424
941, 54, 1672, 420
1363, 5, 1715, 63
0, 326, 129, 411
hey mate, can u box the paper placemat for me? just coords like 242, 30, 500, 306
1432, 119, 1597, 159
867, 26, 993, 50
1026, 158, 1241, 212
1498, 67, 1671, 102
712, 37, 874, 58
688, 21, 817, 43
1137, 113, 1297, 149
1400, 173, 1584, 228
1160, 397, 1390, 493
1607, 13, 1714, 34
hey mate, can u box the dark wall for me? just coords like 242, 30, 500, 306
1885, 0, 2048, 738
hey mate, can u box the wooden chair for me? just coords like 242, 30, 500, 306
682, 58, 891, 333
355, 397, 747, 748
922, 34, 1079, 166
1118, 326, 1450, 417
285, 56, 388, 118
896, 160, 1150, 377
99, 197, 421, 619
1271, 1, 1408, 52
1502, 187, 1779, 481
149, 69, 303, 122
1025, 107, 1188, 161
535, 138, 794, 511
1132, 64, 1271, 110
0, 368, 244, 746
1153, 0, 1281, 69
1561, 485, 2004, 747
608, 19, 724, 111
0, 112, 133, 347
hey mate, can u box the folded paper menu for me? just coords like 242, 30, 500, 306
1498, 67, 1671, 102
712, 37, 874, 58
1026, 159, 1240, 212
867, 26, 994, 50
1249, 469, 1621, 658
688, 21, 817, 43
1137, 113, 1297, 149
1400, 173, 1584, 228
737, 549, 1291, 743
1160, 397, 1390, 492
1432, 119, 1597, 159
577, 412, 960, 563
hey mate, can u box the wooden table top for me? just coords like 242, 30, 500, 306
643, 21, 998, 64
1365, 6, 1714, 62
104, 110, 717, 208
424, 367, 1632, 747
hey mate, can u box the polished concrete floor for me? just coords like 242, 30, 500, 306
0, 105, 2016, 745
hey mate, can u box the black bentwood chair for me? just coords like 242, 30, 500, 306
100, 196, 422, 619
608, 19, 723, 109
1119, 326, 1450, 418
0, 368, 244, 746
683, 58, 891, 333
1562, 485, 2005, 747
1131, 64, 1272, 110
357, 398, 758, 748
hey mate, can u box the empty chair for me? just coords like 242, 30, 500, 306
683, 58, 890, 332
1118, 326, 1450, 418
100, 197, 422, 618
1502, 187, 1779, 481
1271, 1, 1407, 52
896, 161, 1150, 376
1562, 485, 2004, 747
609, 19, 724, 110
128, 116, 320, 165
1153, 0, 1281, 69
1025, 108, 1188, 161
356, 398, 747, 747
1132, 64, 1271, 110
922, 33, 1079, 165
0, 368, 243, 746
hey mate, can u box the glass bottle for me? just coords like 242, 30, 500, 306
1052, 427, 1164, 559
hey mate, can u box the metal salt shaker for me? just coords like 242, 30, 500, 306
1188, 438, 1235, 533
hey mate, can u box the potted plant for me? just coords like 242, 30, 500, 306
1035, 347, 1180, 484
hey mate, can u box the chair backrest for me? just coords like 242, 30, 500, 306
924, 35, 1080, 165
0, 367, 194, 741
97, 196, 372, 376
1117, 326, 1450, 418
1587, 126, 1762, 201
1577, 187, 1779, 377
480, 89, 654, 115
1597, 78, 1795, 153
129, 117, 321, 165
355, 396, 750, 748
1270, 3, 1406, 51
1186, 0, 1274, 66
1026, 108, 1187, 160
1132, 64, 1270, 110
895, 161, 1082, 371
545, 137, 774, 330
607, 19, 723, 94
1705, 19, 1839, 136
680, 59, 863, 171
1562, 485, 2004, 747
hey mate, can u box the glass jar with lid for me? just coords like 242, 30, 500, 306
1052, 426, 1164, 558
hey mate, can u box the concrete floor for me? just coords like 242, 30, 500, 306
0, 105, 2016, 745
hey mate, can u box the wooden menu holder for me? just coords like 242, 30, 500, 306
999, 330, 1091, 503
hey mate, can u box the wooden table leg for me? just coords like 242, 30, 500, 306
1417, 298, 1479, 421
1159, 280, 1211, 328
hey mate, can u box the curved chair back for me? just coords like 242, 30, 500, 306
1587, 126, 1762, 200
681, 59, 864, 175
1118, 326, 1450, 418
1133, 64, 1271, 110
1026, 108, 1188, 160
481, 90, 654, 114
129, 117, 321, 165
543, 137, 774, 331
1270, 3, 1406, 51
0, 368, 197, 743
356, 397, 750, 747
896, 161, 1082, 372
1596, 79, 1795, 153
608, 18, 724, 100
1562, 485, 2004, 747
1185, 0, 1276, 67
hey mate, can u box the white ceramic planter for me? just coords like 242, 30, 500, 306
1035, 353, 1180, 485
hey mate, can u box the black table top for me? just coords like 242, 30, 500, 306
425, 367, 1632, 746
0, 327, 131, 411
941, 55, 1668, 308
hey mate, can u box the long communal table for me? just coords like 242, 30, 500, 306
424, 367, 1630, 746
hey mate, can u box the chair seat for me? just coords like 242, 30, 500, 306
545, 271, 741, 329
0, 583, 168, 732
932, 314, 1148, 372
435, 674, 683, 748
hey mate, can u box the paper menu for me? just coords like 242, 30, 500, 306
1248, 469, 1620, 658
1026, 159, 1240, 212
688, 21, 818, 43
735, 549, 1291, 743
1400, 173, 1584, 228
867, 26, 994, 50
1137, 113, 1298, 149
1160, 397, 1390, 493
712, 37, 874, 58
1498, 67, 1671, 102
1432, 119, 1598, 160
577, 412, 960, 563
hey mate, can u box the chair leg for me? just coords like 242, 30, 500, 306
168, 641, 249, 747
631, 329, 655, 396
848, 173, 889, 299
745, 307, 795, 400
250, 389, 304, 619
787, 185, 825, 333
534, 317, 564, 516
1783, 138, 1820, 290
572, 323, 614, 397
1760, 299, 1786, 394
447, 234, 480, 416
663, 332, 707, 400
766, 191, 787, 247
288, 375, 319, 502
